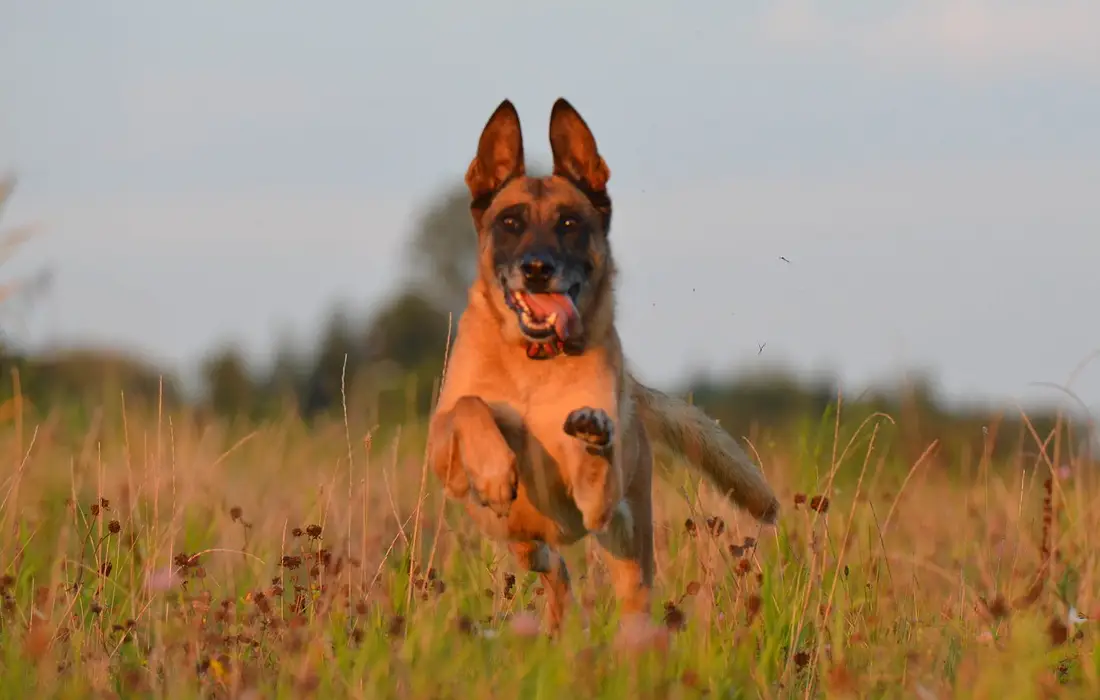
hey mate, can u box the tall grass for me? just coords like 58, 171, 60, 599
0, 378, 1095, 699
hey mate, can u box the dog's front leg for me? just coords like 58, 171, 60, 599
562, 404, 624, 534
428, 395, 517, 517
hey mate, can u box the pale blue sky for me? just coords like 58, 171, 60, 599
2, 1, 1099, 412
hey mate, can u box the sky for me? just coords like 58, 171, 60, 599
1, 0, 1099, 415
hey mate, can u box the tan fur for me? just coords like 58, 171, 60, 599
427, 98, 778, 641
631, 381, 779, 523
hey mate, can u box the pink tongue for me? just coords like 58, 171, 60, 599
524, 293, 578, 341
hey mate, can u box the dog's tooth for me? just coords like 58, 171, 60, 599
547, 312, 557, 325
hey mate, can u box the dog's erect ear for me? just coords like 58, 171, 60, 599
466, 100, 526, 221
549, 98, 610, 194
549, 98, 612, 231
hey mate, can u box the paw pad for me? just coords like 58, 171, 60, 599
563, 407, 614, 451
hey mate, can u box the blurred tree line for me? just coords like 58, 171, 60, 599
1, 179, 1093, 468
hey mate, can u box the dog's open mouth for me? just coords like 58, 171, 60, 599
505, 288, 579, 342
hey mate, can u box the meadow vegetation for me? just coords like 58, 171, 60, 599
0, 373, 1096, 699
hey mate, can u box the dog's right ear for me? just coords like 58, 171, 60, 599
466, 99, 526, 223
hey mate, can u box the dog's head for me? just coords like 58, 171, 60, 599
465, 98, 614, 359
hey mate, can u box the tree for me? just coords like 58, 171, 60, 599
261, 331, 307, 410
299, 305, 363, 417
201, 346, 256, 418
403, 185, 478, 317
362, 291, 451, 371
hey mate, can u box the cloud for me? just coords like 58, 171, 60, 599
756, 0, 1100, 74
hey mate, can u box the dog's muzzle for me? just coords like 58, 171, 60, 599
504, 288, 579, 343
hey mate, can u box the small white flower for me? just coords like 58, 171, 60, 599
145, 566, 182, 592
915, 683, 938, 700
1068, 607, 1088, 625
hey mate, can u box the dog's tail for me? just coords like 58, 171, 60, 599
631, 378, 779, 524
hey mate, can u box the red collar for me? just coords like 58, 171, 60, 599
526, 340, 566, 360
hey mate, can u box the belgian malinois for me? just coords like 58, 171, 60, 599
428, 98, 778, 644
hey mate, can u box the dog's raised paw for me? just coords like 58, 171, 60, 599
466, 456, 518, 518
563, 407, 614, 456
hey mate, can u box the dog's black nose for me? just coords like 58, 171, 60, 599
520, 253, 556, 287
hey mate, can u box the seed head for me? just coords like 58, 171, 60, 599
663, 602, 686, 631
809, 495, 830, 514
983, 594, 1009, 619
387, 615, 406, 637
793, 651, 811, 670
456, 615, 474, 635
745, 594, 762, 623
281, 555, 302, 570
706, 516, 726, 536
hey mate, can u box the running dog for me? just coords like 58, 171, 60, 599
428, 97, 779, 643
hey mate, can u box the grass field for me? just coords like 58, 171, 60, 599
0, 391, 1095, 699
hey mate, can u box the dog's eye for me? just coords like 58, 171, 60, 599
499, 216, 523, 234
558, 216, 581, 233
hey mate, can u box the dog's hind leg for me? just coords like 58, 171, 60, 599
594, 438, 668, 651
510, 540, 572, 634
596, 492, 652, 618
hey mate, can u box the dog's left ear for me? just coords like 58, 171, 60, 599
549, 98, 611, 228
